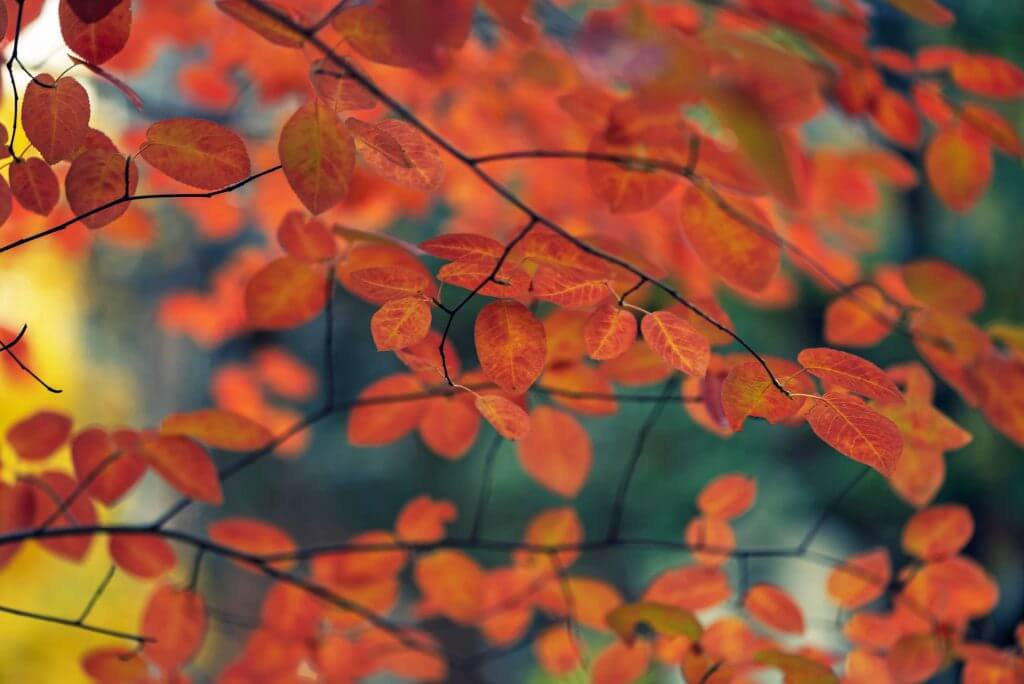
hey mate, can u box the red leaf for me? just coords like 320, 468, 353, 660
347, 118, 444, 191
516, 407, 591, 497
806, 393, 903, 476
347, 373, 428, 446
208, 517, 296, 570
276, 211, 338, 262
583, 303, 636, 361
474, 394, 531, 440
141, 584, 207, 669
109, 535, 177, 578
371, 296, 432, 351
71, 427, 146, 506
21, 74, 90, 164
10, 158, 60, 216
640, 311, 710, 377
140, 117, 251, 190
475, 300, 547, 394
65, 150, 138, 229
161, 408, 273, 451
6, 410, 72, 461
139, 434, 223, 504
246, 257, 327, 330
279, 100, 355, 214
215, 0, 304, 47
59, 0, 131, 65
797, 348, 904, 403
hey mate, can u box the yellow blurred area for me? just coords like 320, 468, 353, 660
0, 214, 146, 679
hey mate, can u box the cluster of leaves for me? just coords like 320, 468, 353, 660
1, 0, 1024, 682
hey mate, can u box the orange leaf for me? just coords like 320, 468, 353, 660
277, 211, 338, 262
685, 515, 735, 566
902, 556, 998, 624
417, 396, 480, 459
141, 584, 207, 669
347, 118, 444, 191
348, 265, 435, 304
414, 550, 484, 624
643, 564, 732, 612
474, 394, 531, 440
348, 373, 428, 446
797, 348, 903, 403
755, 650, 838, 684
585, 126, 686, 213
215, 0, 304, 47
584, 303, 636, 361
65, 150, 138, 228
437, 256, 531, 298
246, 256, 327, 330
743, 583, 805, 635
420, 233, 503, 261
6, 410, 71, 461
826, 548, 891, 609
312, 530, 407, 587
395, 495, 457, 543
161, 408, 272, 451
531, 264, 610, 309
139, 434, 223, 504
696, 473, 757, 520
679, 185, 780, 292
871, 90, 921, 148
10, 157, 59, 216
951, 54, 1024, 100
71, 427, 146, 505
21, 74, 90, 164
925, 125, 993, 212
824, 285, 897, 347
516, 406, 591, 497
59, 0, 130, 65
721, 359, 806, 430
109, 534, 177, 578
592, 641, 651, 684
208, 517, 296, 570
474, 300, 546, 394
371, 296, 432, 351
806, 393, 903, 476
902, 504, 974, 560
279, 100, 355, 214
81, 648, 149, 683
140, 117, 251, 190
888, 633, 947, 684
640, 310, 710, 377
29, 471, 98, 561
310, 59, 376, 111
515, 506, 583, 571
535, 625, 582, 675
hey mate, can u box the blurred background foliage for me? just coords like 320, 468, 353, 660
0, 0, 1022, 682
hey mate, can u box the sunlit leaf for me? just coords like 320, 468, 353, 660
475, 300, 546, 394
279, 100, 355, 214
141, 117, 251, 190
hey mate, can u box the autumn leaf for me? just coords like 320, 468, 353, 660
10, 158, 60, 215
65, 150, 138, 228
276, 212, 338, 262
141, 118, 251, 190
348, 373, 428, 446
420, 233, 503, 261
371, 296, 432, 351
70, 427, 147, 505
806, 393, 903, 475
743, 584, 805, 635
531, 264, 611, 309
347, 118, 444, 191
584, 303, 636, 360
826, 548, 891, 609
160, 408, 272, 451
21, 74, 90, 164
59, 0, 131, 65
515, 406, 591, 497
475, 300, 546, 394
679, 185, 781, 292
418, 396, 480, 458
6, 410, 72, 461
139, 434, 223, 504
640, 310, 710, 377
797, 348, 904, 403
696, 473, 757, 519
208, 517, 296, 570
245, 257, 327, 330
902, 504, 974, 561
885, 0, 954, 26
279, 100, 355, 214
142, 585, 207, 669
474, 394, 531, 440
348, 265, 435, 304
109, 535, 177, 578
925, 124, 993, 212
